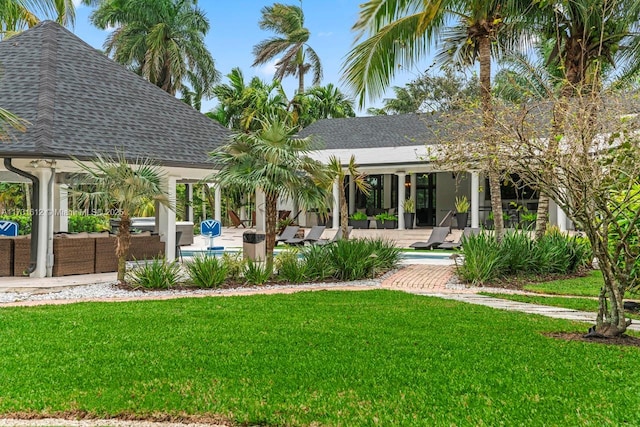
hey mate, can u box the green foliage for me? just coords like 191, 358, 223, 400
185, 255, 228, 288
68, 214, 110, 233
327, 238, 400, 281
609, 184, 640, 292
221, 252, 245, 282
301, 244, 335, 281
458, 230, 592, 285
454, 196, 470, 213
349, 211, 368, 220
402, 198, 415, 213
126, 258, 183, 289
243, 259, 272, 285
0, 214, 30, 235
524, 270, 603, 296
374, 212, 397, 223
275, 249, 307, 283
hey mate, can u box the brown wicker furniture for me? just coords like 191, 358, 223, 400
128, 233, 165, 260
94, 234, 118, 273
13, 236, 31, 276
52, 233, 95, 276
0, 238, 13, 276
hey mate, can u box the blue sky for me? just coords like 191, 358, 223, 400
70, 0, 423, 115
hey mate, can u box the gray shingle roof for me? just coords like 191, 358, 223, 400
298, 113, 442, 150
0, 21, 229, 169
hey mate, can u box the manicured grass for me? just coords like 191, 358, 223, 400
0, 290, 639, 425
481, 293, 640, 321
523, 270, 604, 296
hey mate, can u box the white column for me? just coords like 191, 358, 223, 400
55, 182, 69, 233
471, 171, 480, 228
332, 179, 340, 229
186, 183, 194, 223
160, 176, 177, 261
410, 173, 417, 203
255, 189, 266, 232
397, 172, 406, 230
31, 168, 51, 278
348, 176, 356, 215
557, 204, 567, 232
214, 184, 222, 223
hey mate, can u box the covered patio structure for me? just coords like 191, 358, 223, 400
0, 21, 230, 278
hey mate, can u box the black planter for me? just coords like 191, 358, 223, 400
376, 220, 397, 229
349, 219, 369, 229
403, 213, 415, 229
456, 212, 468, 230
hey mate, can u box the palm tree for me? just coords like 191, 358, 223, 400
90, 0, 219, 96
0, 0, 78, 38
210, 67, 289, 132
252, 2, 322, 94
71, 153, 171, 284
210, 116, 330, 263
327, 155, 370, 240
342, 0, 531, 240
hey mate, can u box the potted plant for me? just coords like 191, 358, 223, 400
455, 196, 470, 229
402, 198, 415, 229
349, 211, 369, 229
375, 212, 398, 229
519, 211, 537, 230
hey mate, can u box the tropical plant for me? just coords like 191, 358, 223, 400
349, 211, 368, 221
454, 196, 470, 213
0, 0, 79, 38
374, 212, 397, 223
243, 258, 272, 285
327, 155, 370, 240
210, 115, 331, 263
70, 153, 171, 284
126, 257, 182, 289
301, 243, 334, 280
185, 254, 228, 288
274, 249, 307, 283
221, 251, 244, 282
68, 213, 110, 233
89, 0, 220, 96
252, 2, 322, 94
402, 198, 415, 214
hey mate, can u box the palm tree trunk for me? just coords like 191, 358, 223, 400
479, 35, 504, 241
116, 212, 132, 284
340, 178, 349, 240
298, 63, 305, 94
265, 192, 278, 264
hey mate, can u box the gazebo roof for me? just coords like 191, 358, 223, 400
0, 21, 229, 169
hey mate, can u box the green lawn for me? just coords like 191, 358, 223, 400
523, 270, 604, 296
480, 293, 640, 321
0, 290, 639, 426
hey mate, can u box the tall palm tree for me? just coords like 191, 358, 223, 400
342, 0, 531, 240
90, 0, 219, 96
327, 155, 370, 240
289, 83, 355, 129
210, 116, 330, 263
0, 0, 78, 37
71, 153, 171, 284
252, 2, 322, 94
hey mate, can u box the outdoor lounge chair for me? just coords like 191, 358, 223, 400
437, 227, 481, 250
229, 210, 252, 228
284, 225, 326, 245
316, 226, 353, 245
409, 226, 451, 250
276, 226, 300, 244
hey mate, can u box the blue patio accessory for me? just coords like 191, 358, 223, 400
0, 220, 18, 237
201, 219, 224, 251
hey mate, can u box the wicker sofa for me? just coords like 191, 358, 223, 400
9, 232, 165, 277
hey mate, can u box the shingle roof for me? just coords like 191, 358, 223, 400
0, 21, 229, 169
298, 113, 442, 150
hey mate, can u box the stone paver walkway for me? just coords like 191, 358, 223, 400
381, 264, 456, 290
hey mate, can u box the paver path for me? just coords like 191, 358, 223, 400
381, 264, 456, 290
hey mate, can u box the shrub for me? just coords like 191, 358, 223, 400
374, 212, 397, 223
185, 254, 228, 288
327, 238, 400, 281
363, 237, 402, 271
459, 229, 592, 285
349, 211, 368, 221
275, 249, 307, 283
221, 252, 245, 282
68, 214, 110, 233
243, 259, 272, 285
126, 258, 182, 289
301, 244, 335, 281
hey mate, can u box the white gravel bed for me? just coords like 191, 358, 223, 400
0, 275, 390, 304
